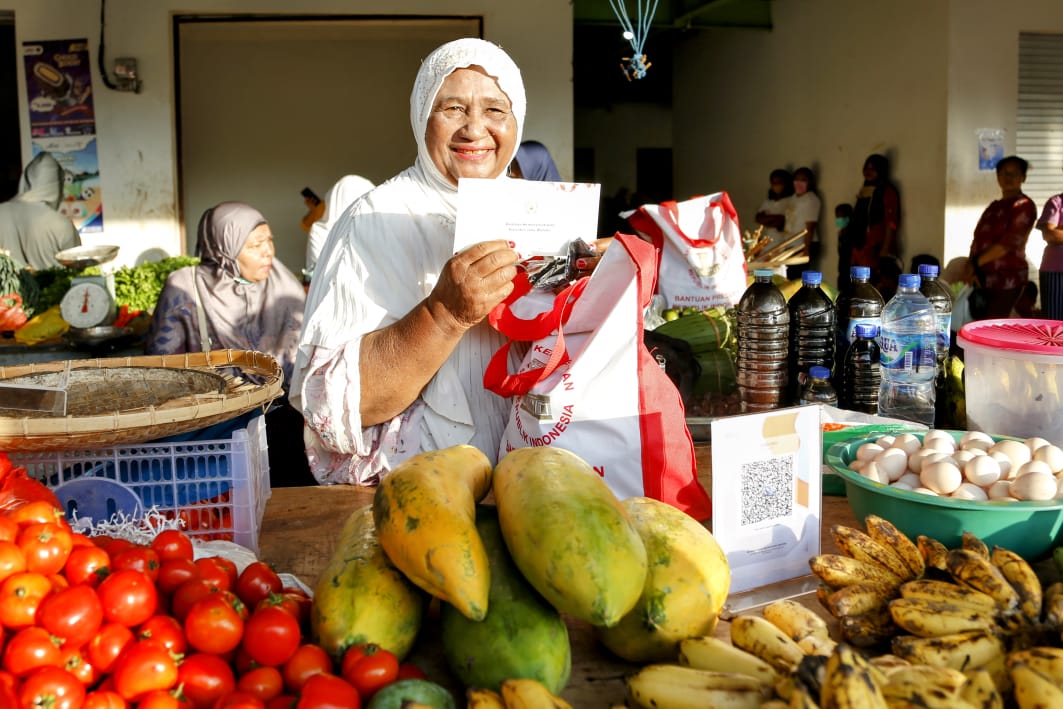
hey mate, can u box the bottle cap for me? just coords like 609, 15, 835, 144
802, 271, 823, 286
851, 266, 871, 280
809, 365, 830, 379
899, 273, 921, 289
918, 263, 940, 278
854, 323, 879, 338
753, 269, 774, 278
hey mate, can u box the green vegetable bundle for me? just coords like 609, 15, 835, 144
32, 255, 199, 314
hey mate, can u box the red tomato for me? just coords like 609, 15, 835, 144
395, 662, 426, 681
111, 546, 161, 582
184, 595, 244, 655
0, 515, 18, 542
138, 614, 188, 655
214, 691, 267, 709
86, 623, 135, 675
84, 689, 130, 709
2, 626, 63, 676
96, 537, 137, 559
7, 500, 65, 527
0, 539, 26, 584
70, 532, 96, 548
62, 545, 111, 587
177, 652, 236, 709
242, 607, 300, 667
296, 673, 360, 709
18, 665, 86, 709
236, 666, 284, 702
340, 645, 398, 700
266, 697, 298, 709
157, 558, 200, 595
217, 589, 250, 621
281, 645, 332, 694
60, 644, 98, 686
36, 583, 104, 649
16, 522, 73, 576
194, 557, 237, 592
171, 578, 222, 622
138, 688, 196, 709
111, 640, 180, 702
96, 569, 158, 626
234, 562, 283, 608
151, 529, 195, 563
0, 570, 51, 629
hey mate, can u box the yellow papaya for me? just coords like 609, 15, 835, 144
596, 496, 731, 662
492, 446, 647, 627
372, 444, 493, 620
310, 504, 426, 661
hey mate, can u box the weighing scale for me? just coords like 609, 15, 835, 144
55, 245, 121, 330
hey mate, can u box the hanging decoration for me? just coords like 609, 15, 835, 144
609, 0, 660, 81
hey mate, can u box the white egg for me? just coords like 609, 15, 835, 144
1010, 471, 1058, 501
921, 460, 963, 495
1033, 444, 1063, 473
951, 482, 989, 501
987, 480, 1013, 500
896, 472, 922, 488
966, 447, 988, 457
891, 481, 914, 491
1057, 476, 1063, 498
952, 450, 978, 467
892, 433, 922, 456
875, 448, 910, 482
964, 455, 1001, 488
862, 461, 890, 485
907, 448, 932, 473
990, 439, 1032, 471
911, 487, 940, 496
857, 443, 885, 462
876, 435, 897, 448
989, 451, 1014, 480
849, 459, 867, 473
924, 436, 957, 454
960, 430, 995, 451
1015, 460, 1054, 479
1025, 436, 1052, 453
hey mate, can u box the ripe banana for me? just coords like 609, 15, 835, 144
917, 534, 950, 572
787, 681, 819, 709
730, 615, 806, 674
831, 524, 914, 581
864, 515, 925, 579
946, 549, 1021, 612
763, 599, 831, 643
624, 664, 767, 709
499, 678, 572, 709
962, 530, 991, 559
759, 701, 789, 709
1043, 582, 1063, 629
1007, 647, 1063, 683
466, 687, 506, 709
899, 578, 999, 615
870, 654, 911, 671
838, 607, 897, 648
1010, 660, 1063, 709
891, 630, 1005, 672
880, 676, 959, 708
883, 664, 968, 692
809, 553, 904, 591
888, 598, 998, 638
820, 644, 888, 709
957, 668, 1004, 709
990, 546, 1042, 623
798, 634, 838, 657
825, 582, 894, 618
677, 635, 779, 686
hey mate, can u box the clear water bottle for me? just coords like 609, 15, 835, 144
837, 265, 884, 349
736, 269, 789, 412
798, 365, 838, 406
918, 263, 953, 367
878, 273, 937, 425
842, 323, 881, 414
787, 271, 835, 403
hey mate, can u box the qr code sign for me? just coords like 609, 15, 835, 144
740, 454, 795, 526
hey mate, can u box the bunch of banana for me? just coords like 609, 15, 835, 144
467, 679, 573, 709
624, 664, 771, 709
1007, 646, 1063, 708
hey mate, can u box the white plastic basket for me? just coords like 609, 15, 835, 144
11, 415, 271, 555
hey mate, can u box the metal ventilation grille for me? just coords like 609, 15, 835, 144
1017, 33, 1063, 207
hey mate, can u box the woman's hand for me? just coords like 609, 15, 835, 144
571, 237, 613, 277
427, 240, 519, 333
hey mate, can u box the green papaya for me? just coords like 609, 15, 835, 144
366, 679, 457, 709
440, 505, 571, 694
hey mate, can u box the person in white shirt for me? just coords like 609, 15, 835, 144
754, 168, 793, 255
784, 166, 822, 279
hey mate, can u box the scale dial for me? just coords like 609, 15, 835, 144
60, 281, 116, 329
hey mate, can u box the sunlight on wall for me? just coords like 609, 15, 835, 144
944, 204, 1044, 283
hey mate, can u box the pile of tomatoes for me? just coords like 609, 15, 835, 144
0, 499, 422, 708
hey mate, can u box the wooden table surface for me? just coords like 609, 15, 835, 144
257, 482, 859, 707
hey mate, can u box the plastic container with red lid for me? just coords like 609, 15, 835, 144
958, 319, 1063, 442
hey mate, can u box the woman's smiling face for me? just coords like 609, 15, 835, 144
426, 66, 518, 186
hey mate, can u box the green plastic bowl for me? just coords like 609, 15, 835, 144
825, 431, 1063, 560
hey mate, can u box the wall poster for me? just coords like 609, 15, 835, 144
22, 37, 103, 233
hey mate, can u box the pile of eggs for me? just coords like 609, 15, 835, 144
849, 430, 1063, 502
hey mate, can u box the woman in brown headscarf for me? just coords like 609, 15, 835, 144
147, 201, 313, 486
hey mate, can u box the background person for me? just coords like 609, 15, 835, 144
783, 166, 821, 278
1035, 172, 1063, 320
511, 140, 562, 181
967, 155, 1037, 320
754, 168, 793, 255
0, 151, 80, 270
305, 174, 375, 282
849, 153, 901, 278
834, 203, 853, 287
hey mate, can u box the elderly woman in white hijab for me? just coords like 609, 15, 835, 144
292, 38, 537, 485
304, 174, 375, 280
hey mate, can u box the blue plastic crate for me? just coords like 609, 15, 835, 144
11, 415, 271, 554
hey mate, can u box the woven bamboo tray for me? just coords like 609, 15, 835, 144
0, 349, 283, 451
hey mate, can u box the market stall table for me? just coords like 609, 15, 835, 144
258, 485, 860, 707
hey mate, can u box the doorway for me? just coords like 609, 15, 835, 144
1, 12, 22, 201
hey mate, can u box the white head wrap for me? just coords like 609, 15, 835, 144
410, 38, 526, 197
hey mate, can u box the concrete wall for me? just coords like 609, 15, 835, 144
3, 0, 573, 270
